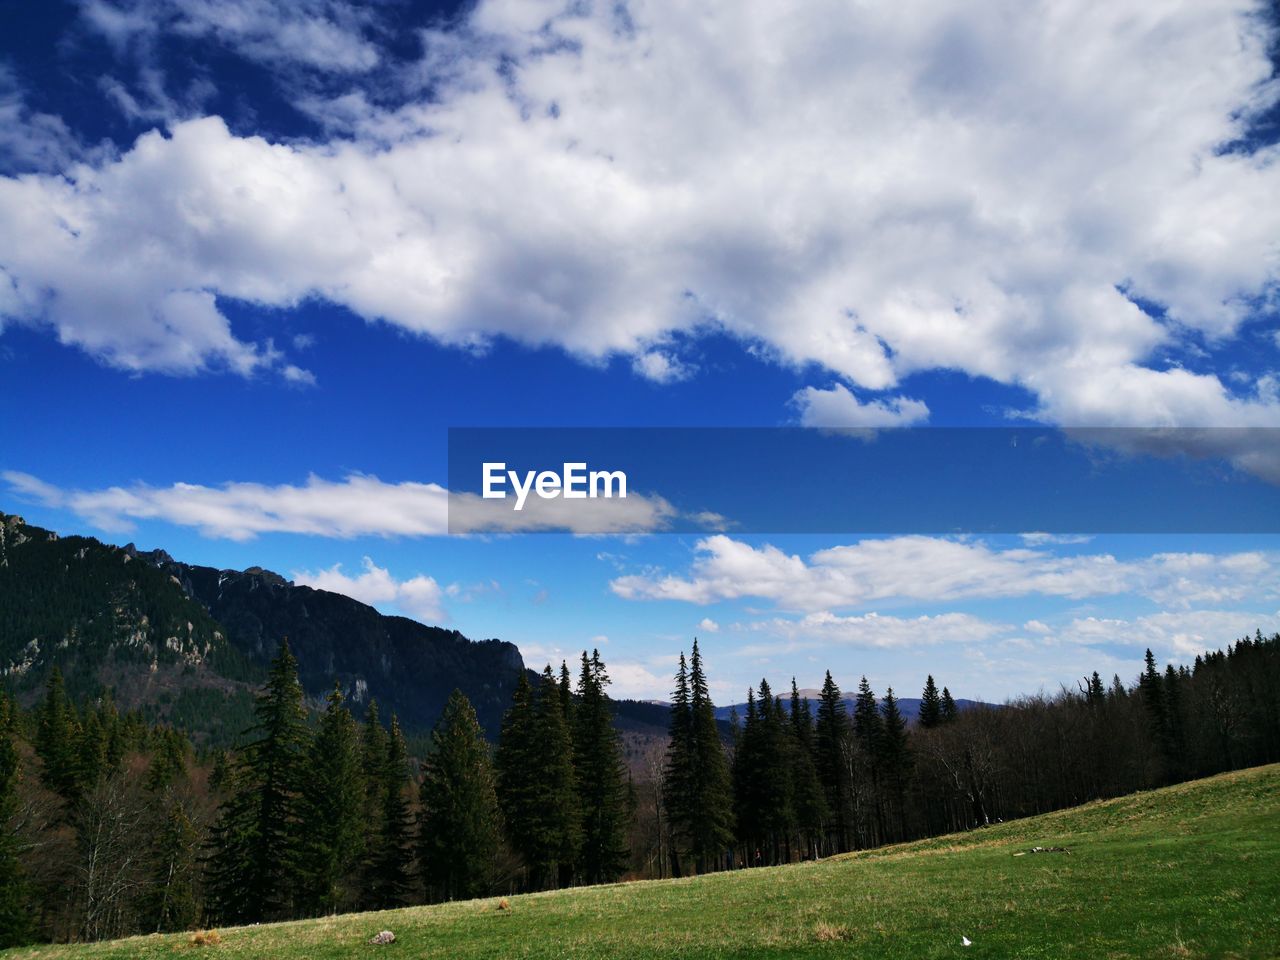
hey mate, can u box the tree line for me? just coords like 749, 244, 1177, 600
1, 630, 1278, 944
657, 633, 1280, 876
0, 640, 631, 944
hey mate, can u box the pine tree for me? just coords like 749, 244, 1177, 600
853, 677, 883, 754
496, 670, 580, 889
0, 698, 30, 947
788, 680, 827, 859
918, 675, 943, 729
814, 671, 851, 852
36, 668, 79, 802
358, 698, 389, 905
366, 714, 413, 908
573, 651, 630, 885
419, 690, 501, 901
879, 687, 910, 840
205, 638, 310, 924
732, 681, 794, 865
559, 661, 575, 727
940, 687, 959, 724
297, 686, 365, 915
686, 641, 734, 873
661, 653, 694, 876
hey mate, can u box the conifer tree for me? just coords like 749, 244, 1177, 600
788, 680, 827, 859
661, 653, 694, 876
419, 690, 501, 902
496, 670, 580, 889
558, 661, 575, 727
918, 675, 943, 729
0, 698, 30, 947
205, 638, 309, 924
814, 671, 851, 852
879, 688, 910, 839
686, 642, 734, 873
940, 687, 959, 724
36, 668, 79, 802
573, 651, 629, 885
853, 677, 883, 754
366, 715, 414, 908
297, 687, 364, 915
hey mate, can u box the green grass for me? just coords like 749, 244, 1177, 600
11, 765, 1280, 959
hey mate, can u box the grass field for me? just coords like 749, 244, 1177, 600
9, 765, 1279, 960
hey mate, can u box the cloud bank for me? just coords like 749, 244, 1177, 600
610, 535, 1280, 612
0, 0, 1277, 422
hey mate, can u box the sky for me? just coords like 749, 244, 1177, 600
1, 0, 1279, 706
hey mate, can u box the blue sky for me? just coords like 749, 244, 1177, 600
2, 0, 1279, 704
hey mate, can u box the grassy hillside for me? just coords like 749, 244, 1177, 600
8, 765, 1278, 960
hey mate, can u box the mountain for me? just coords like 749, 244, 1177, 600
713, 689, 990, 725
0, 512, 525, 739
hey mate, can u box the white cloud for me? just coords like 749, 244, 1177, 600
0, 0, 1276, 424
4, 470, 450, 540
79, 0, 381, 73
0, 67, 89, 173
737, 610, 1007, 654
1019, 532, 1095, 546
3, 469, 699, 538
793, 384, 930, 428
697, 617, 720, 634
632, 350, 693, 384
610, 534, 1280, 612
1051, 609, 1280, 663
293, 556, 446, 623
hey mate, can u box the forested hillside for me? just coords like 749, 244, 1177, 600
0, 513, 524, 738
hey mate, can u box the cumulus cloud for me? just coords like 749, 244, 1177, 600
3, 469, 708, 538
632, 350, 693, 384
793, 383, 930, 428
293, 556, 446, 622
0, 0, 1277, 424
610, 534, 1280, 612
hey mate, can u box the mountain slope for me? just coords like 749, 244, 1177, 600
0, 512, 525, 737
8, 764, 1276, 958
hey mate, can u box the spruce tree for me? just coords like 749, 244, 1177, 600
879, 688, 910, 840
358, 698, 389, 905
36, 668, 79, 802
661, 653, 694, 876
940, 687, 959, 724
686, 642, 734, 873
419, 690, 501, 901
496, 669, 580, 889
918, 675, 942, 729
297, 686, 365, 915
853, 677, 883, 754
573, 651, 630, 885
788, 679, 827, 859
814, 671, 851, 852
205, 638, 309, 924
0, 698, 30, 947
366, 714, 414, 908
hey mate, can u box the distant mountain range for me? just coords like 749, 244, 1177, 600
713, 689, 989, 725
